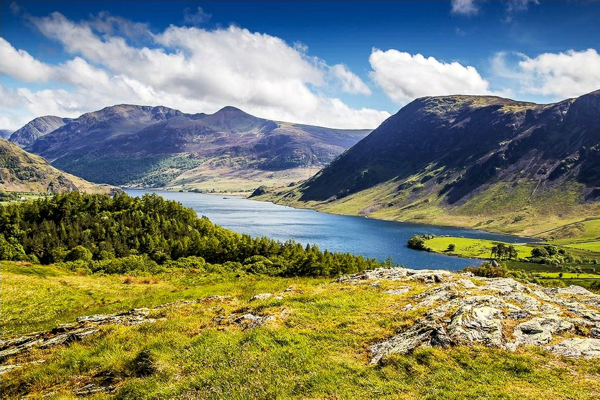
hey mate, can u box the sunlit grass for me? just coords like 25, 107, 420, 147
2, 261, 600, 399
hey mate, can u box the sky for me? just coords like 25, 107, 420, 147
0, 0, 599, 130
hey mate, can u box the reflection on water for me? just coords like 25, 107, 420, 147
125, 189, 531, 271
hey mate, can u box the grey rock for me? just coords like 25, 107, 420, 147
545, 338, 600, 359
513, 316, 573, 346
447, 305, 503, 347
385, 287, 410, 295
250, 293, 273, 301
231, 313, 274, 329
370, 321, 451, 364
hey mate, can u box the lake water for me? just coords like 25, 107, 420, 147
125, 189, 532, 271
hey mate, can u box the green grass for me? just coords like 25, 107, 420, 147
563, 241, 600, 252
2, 261, 600, 399
540, 219, 600, 244
424, 237, 533, 259
535, 272, 600, 279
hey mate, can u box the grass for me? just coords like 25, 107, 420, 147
564, 241, 600, 252
423, 237, 533, 259
2, 261, 600, 399
535, 272, 600, 279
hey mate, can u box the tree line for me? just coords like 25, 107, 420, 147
0, 192, 388, 277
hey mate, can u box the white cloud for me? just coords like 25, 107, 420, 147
492, 49, 600, 99
0, 12, 388, 130
369, 49, 492, 105
183, 7, 212, 25
506, 0, 539, 13
329, 64, 372, 95
451, 0, 479, 16
0, 38, 54, 82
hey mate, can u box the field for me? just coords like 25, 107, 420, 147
423, 237, 534, 259
2, 261, 600, 399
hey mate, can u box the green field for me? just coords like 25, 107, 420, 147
535, 271, 600, 279
2, 261, 600, 400
423, 237, 533, 259
563, 241, 600, 252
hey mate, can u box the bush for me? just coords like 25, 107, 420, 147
65, 246, 93, 262
407, 235, 428, 251
462, 262, 508, 278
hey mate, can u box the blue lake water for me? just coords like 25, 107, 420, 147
125, 189, 533, 271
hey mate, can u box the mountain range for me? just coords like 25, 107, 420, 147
0, 138, 116, 194
261, 90, 600, 235
9, 105, 371, 192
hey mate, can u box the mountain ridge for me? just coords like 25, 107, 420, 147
13, 105, 371, 191
260, 90, 600, 235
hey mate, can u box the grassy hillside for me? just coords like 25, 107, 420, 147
259, 91, 600, 236
2, 261, 600, 399
0, 138, 116, 195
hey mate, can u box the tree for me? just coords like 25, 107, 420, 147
531, 247, 549, 258
447, 244, 456, 252
65, 245, 93, 262
407, 235, 427, 251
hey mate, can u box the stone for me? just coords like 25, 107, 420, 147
231, 313, 274, 329
385, 287, 410, 295
545, 338, 600, 359
250, 293, 273, 301
513, 316, 573, 346
447, 305, 503, 347
505, 292, 540, 311
370, 321, 451, 364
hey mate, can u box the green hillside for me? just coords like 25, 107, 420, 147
259, 91, 600, 236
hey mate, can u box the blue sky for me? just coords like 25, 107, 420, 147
1, 0, 599, 130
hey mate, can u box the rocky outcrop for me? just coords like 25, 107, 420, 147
339, 268, 600, 363
0, 295, 234, 373
0, 308, 155, 364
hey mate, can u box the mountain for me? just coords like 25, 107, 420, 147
264, 90, 600, 235
17, 105, 371, 191
9, 116, 71, 147
0, 130, 14, 140
0, 138, 117, 194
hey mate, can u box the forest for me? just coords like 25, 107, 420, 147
0, 192, 387, 277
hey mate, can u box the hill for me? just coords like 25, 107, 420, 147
9, 116, 71, 147
0, 130, 13, 140
262, 90, 600, 235
14, 105, 370, 192
1, 261, 599, 399
0, 138, 116, 194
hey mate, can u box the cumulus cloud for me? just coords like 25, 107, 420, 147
0, 11, 388, 130
451, 0, 479, 16
328, 64, 372, 95
369, 49, 492, 105
492, 49, 600, 99
0, 38, 54, 82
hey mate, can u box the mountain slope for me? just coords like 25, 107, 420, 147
9, 116, 71, 147
0, 130, 13, 140
18, 105, 370, 190
0, 138, 116, 194
265, 91, 600, 235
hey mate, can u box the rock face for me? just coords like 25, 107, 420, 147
0, 308, 155, 364
339, 268, 600, 363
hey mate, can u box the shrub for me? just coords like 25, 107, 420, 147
462, 262, 508, 278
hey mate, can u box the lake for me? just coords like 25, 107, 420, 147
125, 189, 532, 271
